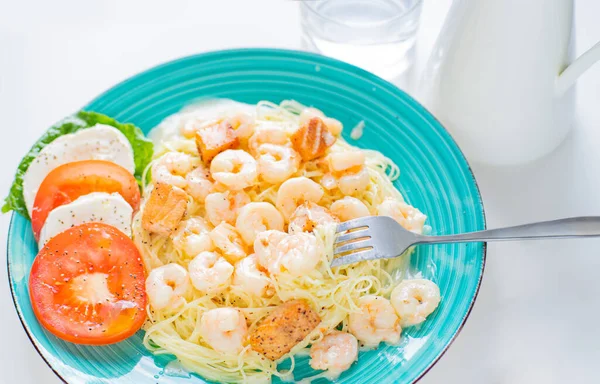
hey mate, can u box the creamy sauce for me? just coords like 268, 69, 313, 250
350, 120, 365, 140
163, 359, 191, 378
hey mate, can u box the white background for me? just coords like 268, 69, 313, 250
1, 0, 600, 383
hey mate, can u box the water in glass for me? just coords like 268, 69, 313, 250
301, 0, 423, 84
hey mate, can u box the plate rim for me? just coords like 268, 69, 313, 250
6, 47, 487, 384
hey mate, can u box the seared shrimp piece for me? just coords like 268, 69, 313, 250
274, 232, 322, 276
330, 197, 370, 221
185, 166, 213, 202
171, 217, 213, 257
235, 202, 285, 245
188, 251, 234, 294
288, 202, 339, 234
210, 149, 258, 190
257, 144, 300, 184
195, 120, 239, 163
291, 117, 336, 161
299, 107, 343, 136
254, 230, 288, 271
142, 183, 188, 235
249, 300, 321, 360
200, 308, 248, 355
248, 125, 289, 155
232, 254, 273, 297
309, 331, 358, 375
377, 198, 427, 234
209, 223, 247, 264
205, 191, 251, 227
348, 295, 401, 348
391, 279, 440, 327
145, 263, 190, 310
276, 177, 324, 220
152, 152, 197, 189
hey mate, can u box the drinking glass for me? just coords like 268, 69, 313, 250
300, 0, 423, 87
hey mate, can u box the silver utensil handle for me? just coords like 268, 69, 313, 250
416, 217, 600, 244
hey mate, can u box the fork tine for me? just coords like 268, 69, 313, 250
336, 221, 363, 233
336, 217, 375, 233
334, 240, 373, 255
335, 229, 370, 244
331, 250, 377, 267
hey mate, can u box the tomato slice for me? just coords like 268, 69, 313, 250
31, 160, 140, 240
29, 222, 147, 345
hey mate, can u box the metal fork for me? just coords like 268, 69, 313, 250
331, 216, 600, 267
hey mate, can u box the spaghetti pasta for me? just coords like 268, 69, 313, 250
133, 100, 420, 383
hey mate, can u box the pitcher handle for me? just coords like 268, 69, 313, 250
556, 41, 600, 95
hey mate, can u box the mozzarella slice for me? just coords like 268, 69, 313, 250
38, 192, 133, 247
23, 124, 135, 215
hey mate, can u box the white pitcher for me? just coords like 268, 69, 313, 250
419, 0, 600, 165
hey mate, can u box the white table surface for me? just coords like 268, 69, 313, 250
1, 0, 600, 383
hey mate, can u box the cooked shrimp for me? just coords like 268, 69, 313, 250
326, 151, 370, 196
210, 149, 258, 190
248, 125, 289, 154
232, 254, 273, 297
328, 151, 365, 172
188, 251, 234, 294
288, 202, 339, 234
324, 118, 343, 136
145, 263, 190, 310
391, 279, 440, 327
274, 232, 321, 276
235, 202, 284, 244
309, 331, 358, 375
184, 166, 213, 202
299, 107, 325, 124
253, 230, 288, 271
248, 300, 321, 360
256, 144, 300, 184
180, 117, 209, 139
209, 222, 247, 264
180, 113, 221, 139
377, 198, 427, 234
199, 308, 248, 355
171, 217, 213, 257
348, 295, 401, 348
338, 167, 370, 196
152, 152, 197, 188
205, 191, 251, 227
276, 177, 324, 220
330, 197, 370, 221
227, 113, 255, 140
299, 107, 343, 136
320, 173, 337, 191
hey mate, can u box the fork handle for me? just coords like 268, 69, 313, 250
415, 217, 600, 245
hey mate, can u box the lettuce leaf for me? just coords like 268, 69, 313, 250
2, 111, 153, 219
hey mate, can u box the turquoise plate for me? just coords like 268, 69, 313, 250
7, 49, 485, 384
